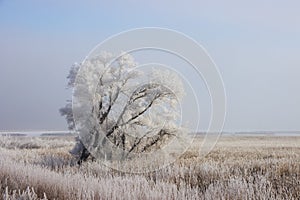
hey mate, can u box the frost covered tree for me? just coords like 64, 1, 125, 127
59, 64, 79, 130
60, 52, 185, 164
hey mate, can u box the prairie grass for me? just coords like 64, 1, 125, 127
0, 135, 299, 199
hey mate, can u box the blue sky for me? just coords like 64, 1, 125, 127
0, 0, 300, 131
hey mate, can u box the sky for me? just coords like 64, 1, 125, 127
0, 0, 299, 132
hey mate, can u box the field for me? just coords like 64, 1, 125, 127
0, 135, 299, 199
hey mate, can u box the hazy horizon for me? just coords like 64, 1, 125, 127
1, 1, 300, 132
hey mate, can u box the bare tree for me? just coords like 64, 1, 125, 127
60, 52, 185, 164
